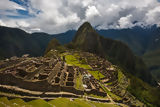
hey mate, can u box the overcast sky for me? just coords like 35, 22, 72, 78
0, 0, 160, 34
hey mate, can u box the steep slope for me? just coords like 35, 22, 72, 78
97, 25, 158, 55
71, 22, 155, 85
143, 49, 160, 81
0, 26, 42, 58
73, 22, 104, 56
97, 26, 160, 82
143, 28, 160, 78
0, 26, 54, 58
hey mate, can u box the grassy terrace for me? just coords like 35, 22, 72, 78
65, 54, 91, 69
88, 70, 105, 80
75, 72, 84, 90
0, 97, 119, 107
99, 83, 122, 101
62, 52, 122, 101
85, 93, 108, 99
64, 53, 105, 80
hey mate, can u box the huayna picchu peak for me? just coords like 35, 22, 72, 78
72, 22, 156, 86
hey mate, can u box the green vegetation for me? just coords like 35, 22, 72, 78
85, 93, 107, 99
10, 98, 29, 107
88, 70, 105, 80
118, 70, 123, 83
76, 72, 84, 90
45, 38, 66, 55
49, 98, 91, 107
99, 83, 122, 101
0, 97, 13, 107
0, 97, 119, 107
64, 53, 105, 90
91, 102, 119, 107
65, 54, 91, 69
143, 50, 160, 81
45, 49, 58, 58
143, 50, 160, 67
28, 99, 52, 107
105, 82, 113, 86
117, 68, 128, 85
62, 52, 122, 101
127, 75, 160, 107
64, 54, 105, 80
0, 68, 6, 72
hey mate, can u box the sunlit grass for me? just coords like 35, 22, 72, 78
99, 83, 122, 101
65, 54, 105, 80
28, 99, 52, 107
0, 97, 122, 107
10, 98, 29, 107
76, 72, 84, 90
0, 97, 12, 107
65, 54, 91, 69
49, 98, 92, 107
91, 102, 119, 107
88, 70, 105, 80
85, 93, 107, 99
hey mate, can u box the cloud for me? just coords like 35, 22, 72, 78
0, 0, 160, 34
0, 0, 26, 10
0, 0, 26, 17
145, 6, 160, 25
118, 14, 133, 28
0, 20, 6, 26
85, 6, 100, 18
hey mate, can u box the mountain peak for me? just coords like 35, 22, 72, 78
81, 22, 92, 28
45, 38, 61, 54
72, 22, 97, 44
78, 22, 94, 33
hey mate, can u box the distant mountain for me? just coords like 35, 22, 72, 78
0, 26, 45, 58
0, 26, 75, 59
53, 30, 76, 44
97, 25, 158, 55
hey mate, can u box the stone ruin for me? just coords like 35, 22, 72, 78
0, 54, 107, 99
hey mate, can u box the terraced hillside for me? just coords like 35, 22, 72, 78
0, 54, 106, 98
0, 97, 123, 107
0, 50, 144, 106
